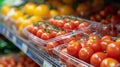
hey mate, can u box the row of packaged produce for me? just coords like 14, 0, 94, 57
1, 1, 120, 67
0, 35, 39, 67
2, 15, 120, 67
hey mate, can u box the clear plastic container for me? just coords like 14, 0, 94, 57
22, 16, 99, 55
53, 44, 94, 67
53, 31, 120, 67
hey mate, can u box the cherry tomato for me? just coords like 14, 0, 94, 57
87, 34, 102, 52
36, 29, 45, 38
80, 42, 89, 48
31, 26, 39, 35
90, 52, 107, 67
106, 42, 120, 59
100, 40, 113, 51
101, 35, 112, 41
100, 58, 119, 67
49, 30, 57, 38
46, 42, 59, 54
78, 22, 89, 30
41, 33, 50, 40
60, 48, 68, 63
67, 41, 82, 58
63, 23, 73, 31
72, 20, 81, 27
49, 18, 55, 25
27, 25, 34, 32
56, 20, 66, 27
56, 31, 65, 36
78, 47, 94, 62
101, 25, 110, 36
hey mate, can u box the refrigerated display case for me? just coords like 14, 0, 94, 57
0, 0, 120, 67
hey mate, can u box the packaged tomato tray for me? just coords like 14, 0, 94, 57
53, 30, 120, 67
22, 16, 99, 55
0, 54, 39, 67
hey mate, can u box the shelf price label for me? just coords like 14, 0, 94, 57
12, 36, 16, 43
43, 60, 52, 67
21, 43, 28, 53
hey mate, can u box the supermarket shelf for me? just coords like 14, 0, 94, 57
0, 23, 62, 67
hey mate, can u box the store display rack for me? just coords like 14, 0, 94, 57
0, 22, 63, 67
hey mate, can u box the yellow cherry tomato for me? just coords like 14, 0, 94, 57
50, 10, 59, 17
1, 5, 11, 16
34, 4, 50, 17
24, 2, 36, 15
30, 16, 43, 23
58, 5, 73, 15
18, 19, 32, 34
11, 10, 23, 20
15, 16, 26, 28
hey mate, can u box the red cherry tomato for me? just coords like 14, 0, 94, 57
49, 30, 57, 38
27, 25, 34, 32
41, 33, 50, 40
56, 20, 66, 27
78, 47, 94, 62
101, 35, 112, 41
78, 22, 89, 30
36, 29, 45, 38
73, 20, 81, 27
49, 18, 55, 25
100, 58, 119, 67
67, 41, 82, 58
101, 39, 113, 51
90, 52, 107, 67
46, 41, 59, 54
87, 34, 102, 52
106, 42, 120, 59
80, 42, 89, 48
31, 26, 39, 35
63, 23, 73, 31
60, 48, 68, 63
56, 31, 65, 36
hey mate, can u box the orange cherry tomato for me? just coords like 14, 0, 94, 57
100, 58, 119, 67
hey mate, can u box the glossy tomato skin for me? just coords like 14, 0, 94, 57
106, 42, 120, 59
100, 40, 113, 51
90, 52, 107, 67
56, 20, 66, 27
101, 35, 112, 41
46, 42, 59, 54
49, 30, 57, 38
49, 18, 55, 25
41, 33, 50, 40
78, 47, 94, 62
100, 58, 119, 67
31, 26, 39, 35
78, 22, 89, 30
27, 25, 34, 32
70, 20, 80, 28
67, 41, 82, 58
63, 23, 73, 31
36, 29, 45, 38
87, 34, 102, 52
